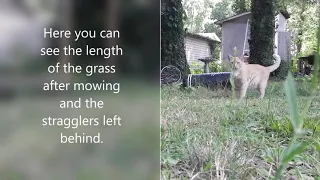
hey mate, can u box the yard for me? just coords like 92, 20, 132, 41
161, 80, 320, 179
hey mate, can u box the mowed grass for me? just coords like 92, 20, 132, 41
161, 81, 320, 180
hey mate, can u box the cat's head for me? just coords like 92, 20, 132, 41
228, 54, 245, 70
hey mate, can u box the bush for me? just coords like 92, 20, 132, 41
189, 61, 230, 74
189, 62, 204, 74
209, 62, 220, 72
209, 61, 230, 72
295, 75, 313, 82
290, 59, 298, 73
272, 60, 290, 80
190, 68, 204, 74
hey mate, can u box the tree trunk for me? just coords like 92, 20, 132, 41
249, 0, 276, 66
105, 0, 119, 69
161, 0, 190, 77
58, 0, 73, 79
58, 0, 73, 65
72, 0, 105, 69
296, 2, 306, 55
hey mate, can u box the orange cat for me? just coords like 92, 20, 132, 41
228, 54, 281, 100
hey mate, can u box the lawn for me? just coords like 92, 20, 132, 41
161, 80, 320, 179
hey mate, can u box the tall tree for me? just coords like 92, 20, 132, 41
232, 0, 248, 14
182, 0, 212, 33
105, 0, 119, 68
204, 0, 233, 36
286, 0, 318, 57
249, 0, 276, 66
161, 0, 190, 76
204, 0, 233, 59
295, 2, 307, 55
58, 0, 73, 79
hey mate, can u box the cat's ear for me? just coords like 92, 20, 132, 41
228, 54, 233, 61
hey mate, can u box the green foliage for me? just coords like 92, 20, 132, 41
211, 0, 234, 21
209, 61, 221, 72
273, 60, 290, 80
190, 68, 204, 74
189, 62, 204, 74
208, 41, 220, 60
286, 1, 318, 56
232, 0, 250, 14
209, 61, 230, 72
204, 0, 233, 37
290, 59, 298, 73
161, 0, 190, 77
189, 61, 229, 74
249, 0, 276, 66
182, 0, 212, 33
295, 75, 313, 83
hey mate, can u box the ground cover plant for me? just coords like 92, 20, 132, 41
161, 80, 320, 179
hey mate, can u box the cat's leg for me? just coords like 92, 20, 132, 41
239, 83, 249, 100
258, 89, 265, 99
258, 82, 267, 99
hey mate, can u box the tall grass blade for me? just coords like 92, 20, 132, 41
275, 72, 301, 179
275, 142, 308, 179
284, 73, 301, 131
280, 143, 308, 164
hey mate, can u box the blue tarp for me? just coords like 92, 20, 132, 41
183, 72, 231, 89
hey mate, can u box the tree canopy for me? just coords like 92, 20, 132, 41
182, 0, 319, 60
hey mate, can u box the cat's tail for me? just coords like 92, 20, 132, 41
267, 54, 281, 73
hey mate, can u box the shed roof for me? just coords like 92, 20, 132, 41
215, 10, 290, 25
215, 12, 251, 25
186, 32, 221, 42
